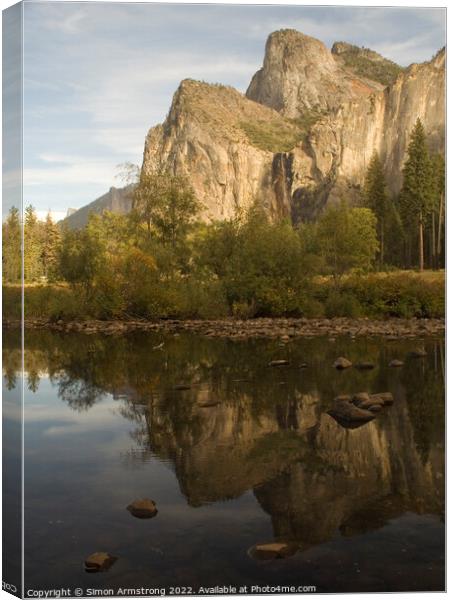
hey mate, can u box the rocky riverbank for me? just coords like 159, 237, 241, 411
5, 317, 445, 339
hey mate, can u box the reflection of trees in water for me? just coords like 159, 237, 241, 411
401, 346, 445, 463
57, 376, 106, 411
3, 328, 446, 548
3, 328, 445, 540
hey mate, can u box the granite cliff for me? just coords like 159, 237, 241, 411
142, 29, 445, 222
63, 185, 134, 229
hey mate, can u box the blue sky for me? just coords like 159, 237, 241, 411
7, 2, 447, 219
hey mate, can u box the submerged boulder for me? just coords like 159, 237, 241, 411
127, 498, 158, 519
84, 552, 117, 573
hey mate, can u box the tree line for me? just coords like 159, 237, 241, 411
2, 119, 444, 320
2, 205, 61, 283
363, 118, 445, 271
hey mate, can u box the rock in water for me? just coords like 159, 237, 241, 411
249, 542, 298, 560
389, 359, 404, 367
173, 384, 191, 391
369, 392, 394, 406
328, 397, 375, 426
127, 499, 158, 519
351, 392, 370, 406
85, 552, 117, 573
352, 392, 385, 410
268, 359, 290, 367
333, 357, 353, 369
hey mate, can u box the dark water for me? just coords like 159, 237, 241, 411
3, 329, 445, 594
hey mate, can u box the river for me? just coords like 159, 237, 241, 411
3, 329, 445, 594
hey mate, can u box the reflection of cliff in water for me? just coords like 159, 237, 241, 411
140, 379, 443, 550
5, 329, 444, 550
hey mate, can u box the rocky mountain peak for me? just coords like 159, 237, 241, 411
140, 29, 444, 223
63, 29, 445, 229
246, 29, 383, 118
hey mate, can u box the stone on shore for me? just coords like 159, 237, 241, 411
127, 498, 158, 519
333, 357, 352, 369
84, 552, 117, 572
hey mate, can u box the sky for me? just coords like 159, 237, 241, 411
3, 1, 446, 221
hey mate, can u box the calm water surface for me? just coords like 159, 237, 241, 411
3, 330, 445, 594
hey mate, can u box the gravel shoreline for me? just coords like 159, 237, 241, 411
5, 317, 445, 339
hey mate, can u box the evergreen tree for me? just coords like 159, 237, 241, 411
41, 213, 61, 280
363, 151, 390, 267
399, 119, 434, 271
2, 206, 22, 282
24, 205, 43, 282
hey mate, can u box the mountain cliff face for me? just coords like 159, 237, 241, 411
142, 29, 445, 222
63, 185, 134, 229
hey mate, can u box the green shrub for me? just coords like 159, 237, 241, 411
324, 290, 362, 318
330, 273, 444, 318
299, 297, 325, 318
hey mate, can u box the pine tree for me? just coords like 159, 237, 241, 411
363, 151, 389, 267
2, 206, 22, 282
41, 213, 61, 280
399, 119, 434, 271
24, 205, 43, 282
